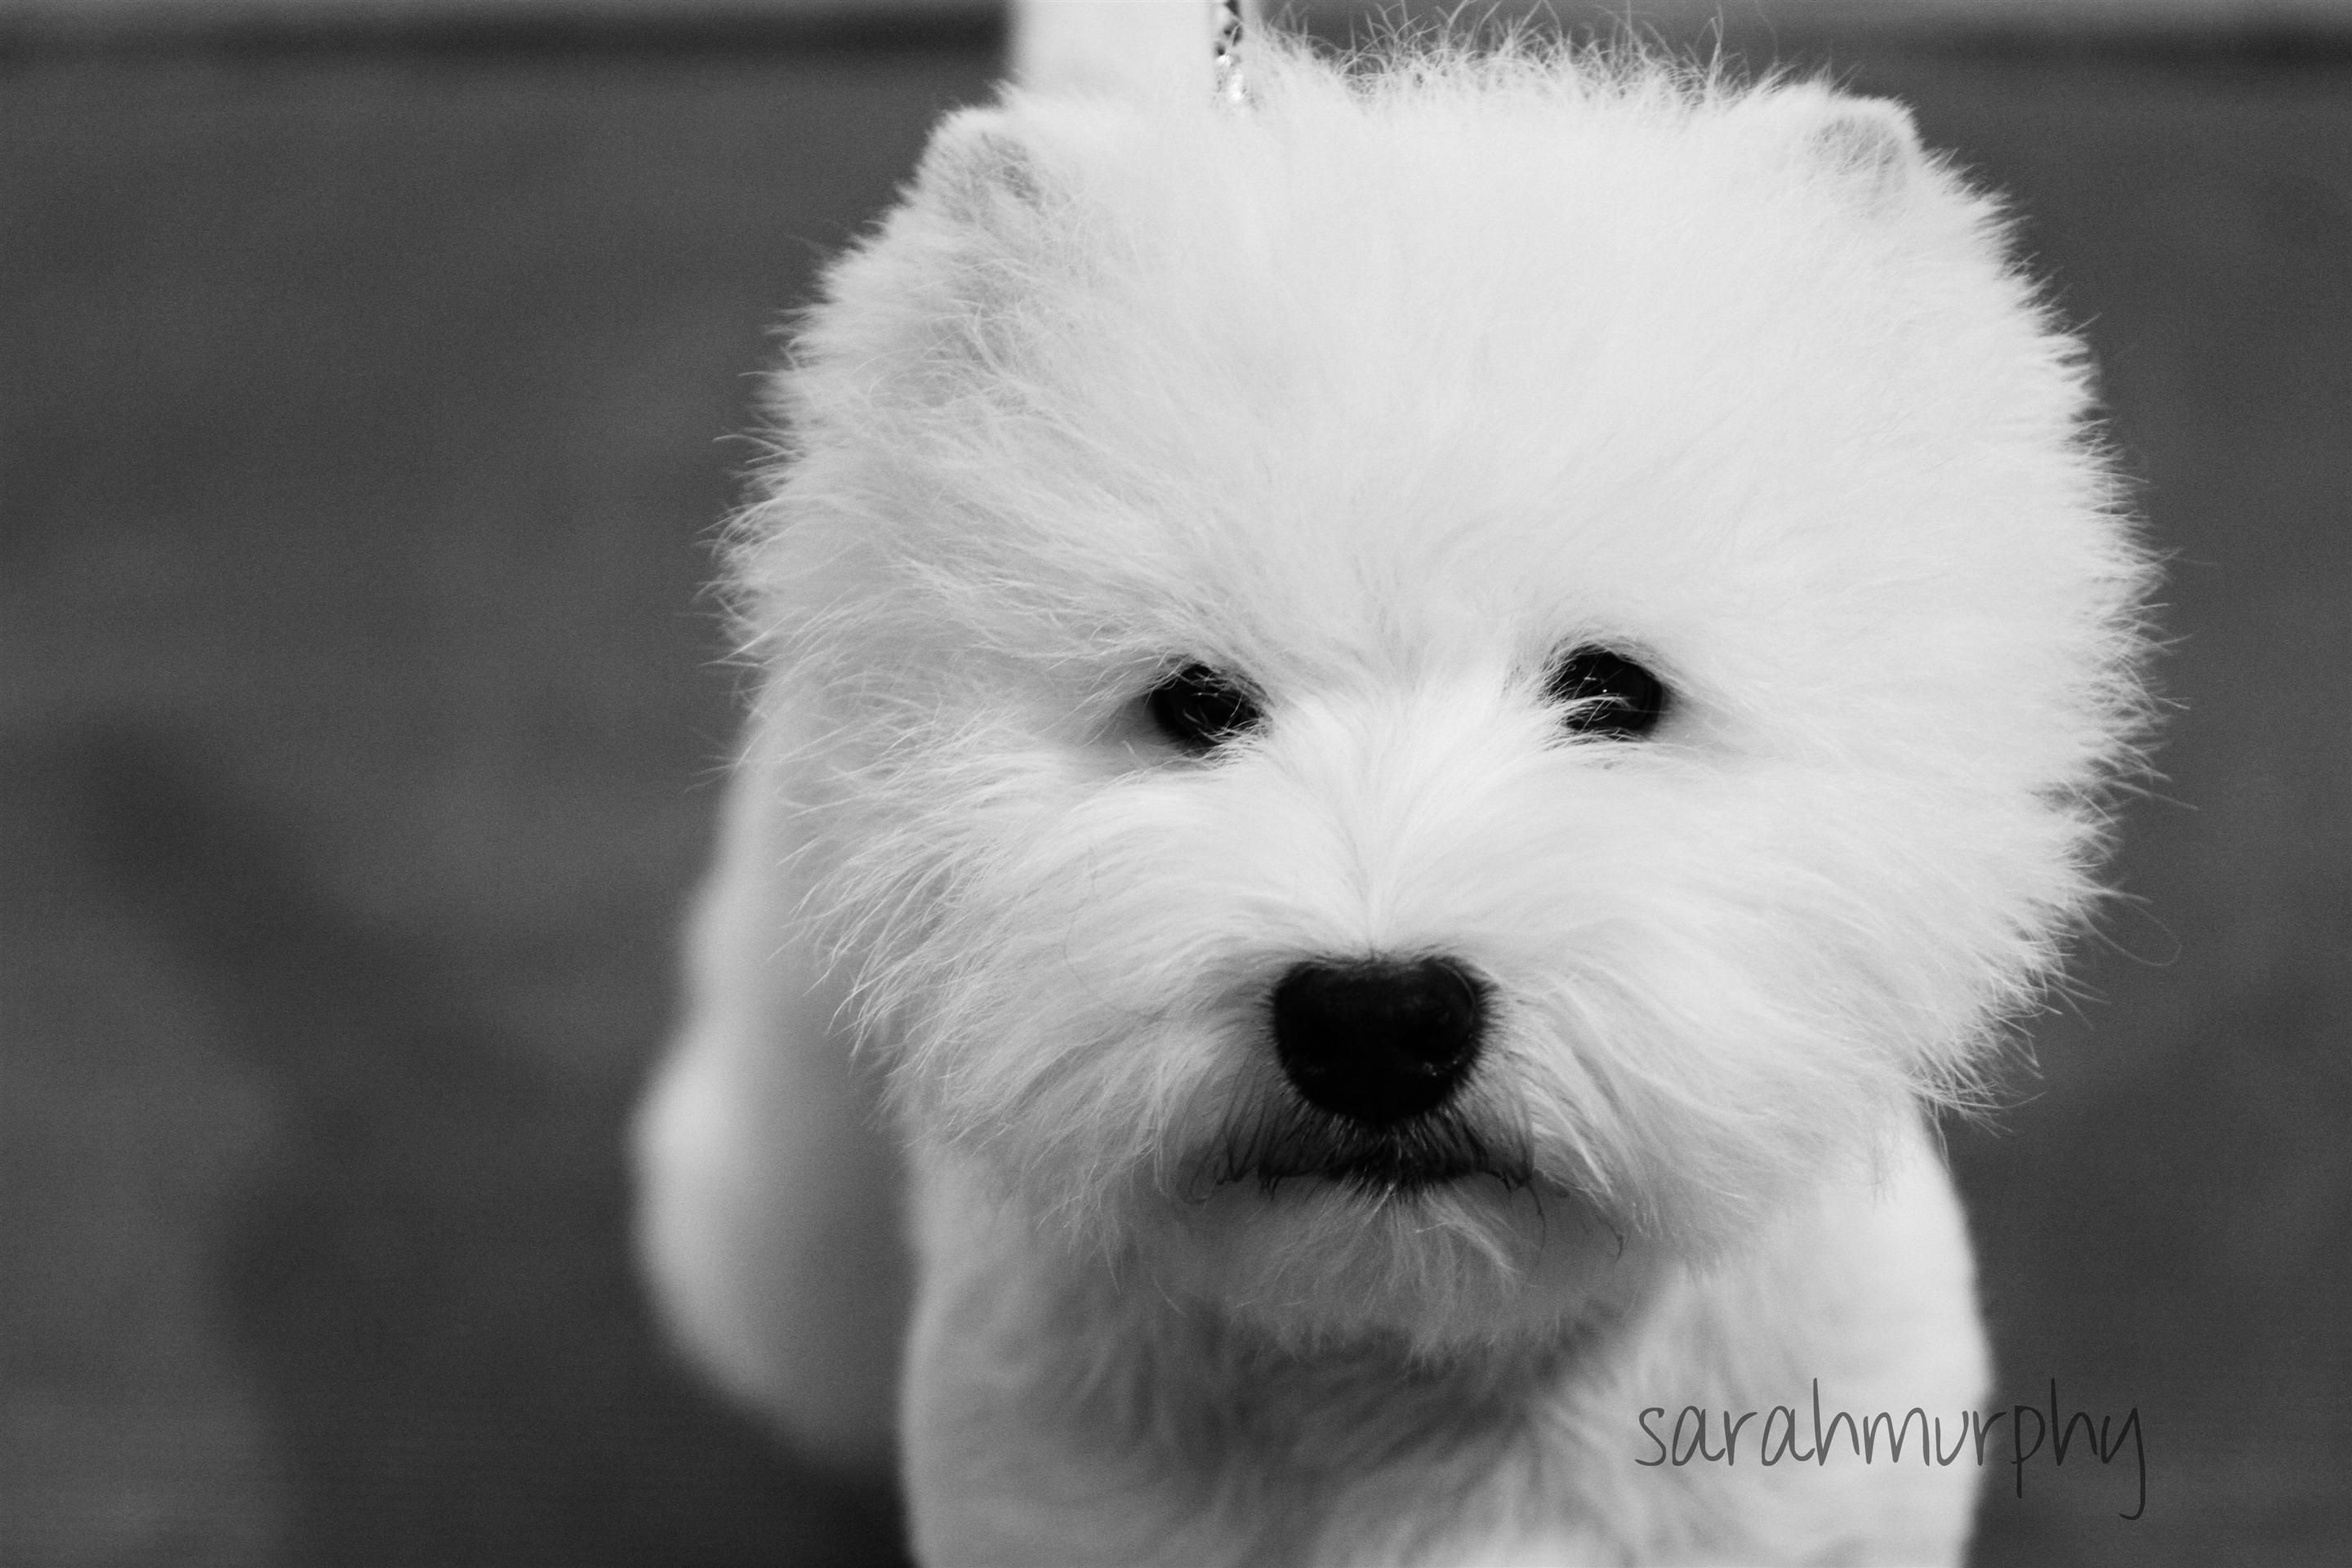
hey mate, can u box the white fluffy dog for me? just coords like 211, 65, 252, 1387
636, 34, 2148, 1567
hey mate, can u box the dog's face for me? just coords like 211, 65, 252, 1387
744, 57, 2145, 1351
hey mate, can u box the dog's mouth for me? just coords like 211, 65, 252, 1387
1207, 1103, 1535, 1200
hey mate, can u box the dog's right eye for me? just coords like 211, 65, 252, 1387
1145, 663, 1265, 755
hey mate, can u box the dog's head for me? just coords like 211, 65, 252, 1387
738, 47, 2149, 1352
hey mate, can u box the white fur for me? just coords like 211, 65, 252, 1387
636, 37, 2149, 1566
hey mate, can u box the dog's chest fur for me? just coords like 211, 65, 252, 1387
899, 1136, 1985, 1567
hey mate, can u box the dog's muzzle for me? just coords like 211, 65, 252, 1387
1271, 956, 1487, 1126
1199, 956, 1521, 1196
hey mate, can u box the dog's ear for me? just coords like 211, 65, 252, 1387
909, 107, 1054, 232
833, 105, 1087, 397
1761, 85, 1928, 219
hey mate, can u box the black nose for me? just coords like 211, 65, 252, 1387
1271, 956, 1487, 1127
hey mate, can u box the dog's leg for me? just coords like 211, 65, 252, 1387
898, 1164, 1228, 1568
1600, 1120, 1990, 1566
634, 711, 909, 1477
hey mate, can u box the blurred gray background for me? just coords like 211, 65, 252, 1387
3, 2, 2347, 1564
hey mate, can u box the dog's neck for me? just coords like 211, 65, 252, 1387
905, 1163, 1653, 1560
1120, 1285, 1581, 1439
901, 1143, 1986, 1564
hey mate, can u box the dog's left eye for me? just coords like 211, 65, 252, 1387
1545, 646, 1668, 739
1145, 663, 1265, 754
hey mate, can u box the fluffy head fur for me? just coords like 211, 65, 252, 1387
731, 40, 2148, 1356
